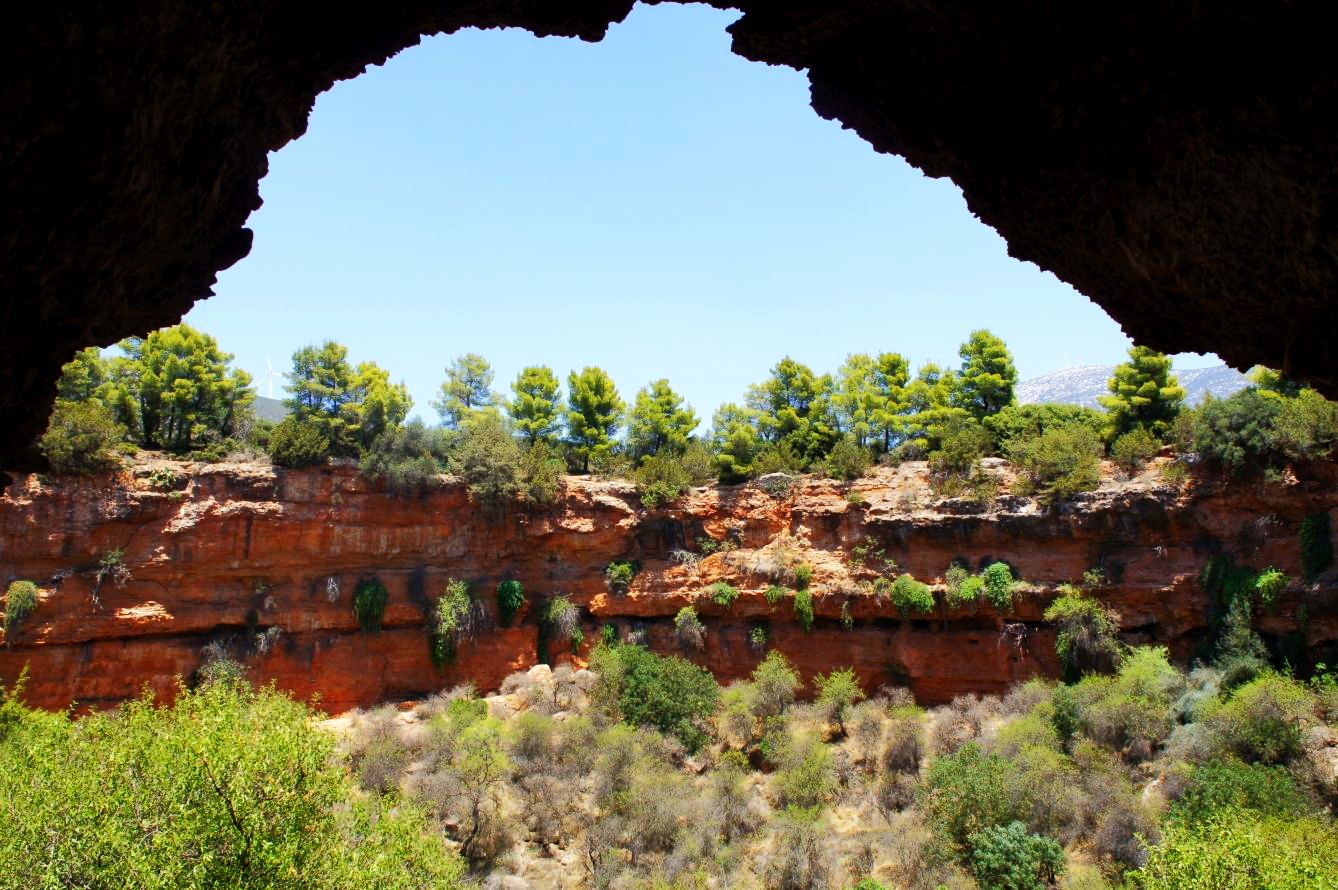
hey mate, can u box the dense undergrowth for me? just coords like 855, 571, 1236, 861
4, 633, 1334, 889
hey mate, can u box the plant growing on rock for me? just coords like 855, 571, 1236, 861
3, 581, 38, 642
353, 578, 389, 634
792, 589, 814, 632
544, 596, 582, 650
982, 562, 1016, 611
764, 584, 789, 605
1043, 585, 1122, 682
91, 548, 131, 606
708, 581, 739, 609
674, 606, 705, 651
792, 563, 814, 591
604, 560, 637, 595
431, 579, 484, 667
890, 574, 935, 616
495, 580, 525, 627
1253, 567, 1287, 609
749, 626, 768, 654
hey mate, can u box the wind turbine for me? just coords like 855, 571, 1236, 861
264, 355, 287, 399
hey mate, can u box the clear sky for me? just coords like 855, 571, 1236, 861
185, 2, 1212, 427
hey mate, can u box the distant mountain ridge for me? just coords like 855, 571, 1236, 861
1016, 364, 1249, 409
252, 395, 289, 422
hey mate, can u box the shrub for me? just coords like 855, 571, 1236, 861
982, 562, 1016, 611
519, 440, 565, 507
1254, 567, 1287, 609
544, 596, 582, 649
929, 417, 992, 478
38, 399, 127, 474
267, 416, 332, 468
1043, 586, 1122, 681
674, 606, 706, 651
495, 579, 525, 627
824, 436, 873, 481
1274, 387, 1338, 461
967, 821, 1064, 890
1300, 511, 1333, 581
1191, 389, 1284, 476
890, 574, 935, 616
634, 450, 690, 508
352, 578, 388, 634
792, 563, 813, 590
751, 650, 801, 719
1007, 423, 1103, 501
604, 560, 636, 594
1073, 647, 1178, 760
881, 706, 927, 775
431, 579, 483, 667
1111, 427, 1160, 473
792, 588, 814, 632
1131, 810, 1338, 889
3, 581, 38, 641
920, 742, 1020, 849
985, 403, 1106, 453
450, 411, 522, 517
1171, 758, 1310, 824
708, 581, 740, 609
814, 667, 865, 733
1205, 672, 1315, 764
774, 735, 837, 809
359, 419, 447, 492
749, 626, 768, 653
765, 584, 789, 605
951, 573, 985, 608
590, 643, 719, 751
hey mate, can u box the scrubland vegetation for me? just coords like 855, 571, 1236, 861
4, 623, 1334, 889
34, 327, 1338, 516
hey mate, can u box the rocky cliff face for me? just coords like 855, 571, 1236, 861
2, 459, 1335, 713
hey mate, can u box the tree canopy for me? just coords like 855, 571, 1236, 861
1098, 345, 1185, 440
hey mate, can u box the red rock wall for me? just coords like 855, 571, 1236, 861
2, 460, 1335, 713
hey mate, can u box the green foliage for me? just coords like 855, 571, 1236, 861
590, 643, 719, 751
1199, 555, 1269, 674
1098, 346, 1185, 441
1131, 809, 1338, 890
543, 595, 582, 649
449, 409, 521, 516
792, 588, 814, 632
890, 573, 935, 616
1043, 586, 1122, 681
1071, 646, 1178, 759
1189, 388, 1308, 476
746, 357, 838, 465
348, 361, 412, 450
710, 402, 764, 484
496, 579, 525, 627
823, 435, 873, 481
982, 562, 1016, 611
814, 667, 865, 731
3, 581, 38, 641
764, 584, 789, 605
1171, 758, 1310, 824
565, 366, 624, 473
605, 560, 637, 594
928, 415, 992, 479
1007, 422, 1103, 501
953, 329, 1018, 420
832, 352, 913, 454
1205, 672, 1315, 764
674, 606, 706, 650
967, 821, 1065, 890
708, 581, 739, 609
1300, 511, 1333, 581
518, 440, 565, 507
38, 399, 127, 474
984, 403, 1105, 453
1111, 427, 1161, 472
921, 742, 1020, 849
284, 340, 361, 456
266, 415, 332, 468
352, 578, 388, 634
360, 418, 448, 491
792, 563, 814, 590
506, 364, 562, 445
0, 680, 466, 888
433, 353, 495, 430
946, 572, 984, 609
1254, 567, 1287, 608
1274, 387, 1338, 460
432, 579, 481, 667
750, 650, 802, 718
774, 734, 836, 809
627, 379, 698, 461
748, 626, 768, 653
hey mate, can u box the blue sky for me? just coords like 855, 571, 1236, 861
185, 2, 1212, 426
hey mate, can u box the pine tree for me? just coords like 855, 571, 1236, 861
565, 367, 624, 473
433, 353, 495, 429
351, 361, 411, 448
1098, 345, 1185, 440
745, 357, 837, 464
627, 379, 698, 461
507, 365, 562, 445
953, 329, 1017, 419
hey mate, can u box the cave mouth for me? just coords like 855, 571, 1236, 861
182, 2, 1144, 426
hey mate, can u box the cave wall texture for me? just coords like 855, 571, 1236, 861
5, 2, 1338, 466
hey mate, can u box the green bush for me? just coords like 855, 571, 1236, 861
774, 735, 836, 809
823, 436, 873, 481
38, 399, 127, 474
0, 680, 467, 888
814, 666, 865, 732
3, 581, 38, 641
982, 562, 1016, 611
496, 579, 525, 627
792, 563, 814, 591
267, 416, 332, 468
984, 403, 1105, 453
1007, 422, 1103, 501
1132, 809, 1338, 889
450, 410, 522, 517
1171, 758, 1310, 824
920, 742, 1021, 849
764, 584, 789, 605
431, 579, 480, 667
1043, 586, 1122, 681
708, 581, 740, 609
1205, 672, 1315, 764
890, 573, 935, 616
352, 578, 388, 634
1111, 427, 1160, 473
793, 588, 814, 632
750, 650, 801, 718
635, 449, 698, 508
929, 417, 992, 478
674, 606, 705, 650
1274, 388, 1338, 462
589, 643, 719, 751
1191, 389, 1285, 476
359, 420, 447, 492
1300, 511, 1333, 581
948, 573, 985, 609
1254, 567, 1287, 609
1071, 647, 1178, 759
605, 560, 637, 594
967, 821, 1065, 890
543, 595, 582, 650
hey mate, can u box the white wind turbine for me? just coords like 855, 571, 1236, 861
264, 355, 287, 398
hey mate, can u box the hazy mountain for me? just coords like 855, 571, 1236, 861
1017, 364, 1249, 409
252, 395, 289, 422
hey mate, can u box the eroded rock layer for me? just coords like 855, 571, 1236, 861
5, 3, 1338, 465
2, 461, 1335, 713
